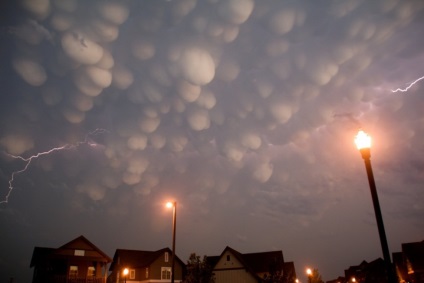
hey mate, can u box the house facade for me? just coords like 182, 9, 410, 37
343, 258, 387, 283
208, 246, 297, 283
393, 240, 424, 283
30, 235, 112, 283
108, 248, 184, 283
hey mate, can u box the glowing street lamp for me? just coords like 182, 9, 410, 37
166, 201, 177, 283
354, 130, 396, 283
123, 268, 129, 283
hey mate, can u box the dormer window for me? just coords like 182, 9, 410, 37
165, 252, 169, 262
74, 250, 85, 256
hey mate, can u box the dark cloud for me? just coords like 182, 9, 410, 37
1, 0, 424, 282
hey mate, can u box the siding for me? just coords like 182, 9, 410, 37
214, 269, 258, 283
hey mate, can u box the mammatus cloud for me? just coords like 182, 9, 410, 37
1, 0, 424, 282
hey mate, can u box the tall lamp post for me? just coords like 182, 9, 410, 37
166, 201, 177, 283
354, 130, 396, 283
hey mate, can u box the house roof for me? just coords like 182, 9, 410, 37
30, 235, 112, 267
211, 246, 286, 280
58, 235, 112, 262
30, 247, 56, 267
283, 261, 297, 279
109, 248, 185, 271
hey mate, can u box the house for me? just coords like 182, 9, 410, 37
393, 240, 424, 283
30, 235, 112, 283
108, 248, 185, 283
207, 246, 297, 283
342, 258, 387, 283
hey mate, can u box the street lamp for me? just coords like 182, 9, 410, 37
306, 268, 312, 283
123, 268, 129, 283
166, 201, 177, 283
354, 130, 396, 283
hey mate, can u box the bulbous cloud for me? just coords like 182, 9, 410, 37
218, 0, 254, 24
177, 46, 216, 85
112, 65, 134, 90
96, 1, 129, 25
76, 182, 106, 201
269, 8, 296, 35
178, 80, 201, 102
241, 132, 262, 150
21, 0, 51, 20
12, 58, 47, 86
132, 39, 156, 61
61, 31, 104, 64
187, 108, 211, 131
252, 161, 274, 183
0, 135, 34, 155
84, 66, 112, 88
127, 134, 148, 150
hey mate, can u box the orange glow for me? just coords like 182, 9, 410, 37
354, 130, 371, 150
306, 268, 312, 276
123, 268, 129, 276
166, 202, 174, 208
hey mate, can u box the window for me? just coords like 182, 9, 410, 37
74, 249, 85, 256
145, 267, 149, 278
129, 269, 135, 279
165, 252, 169, 262
87, 267, 95, 277
69, 266, 78, 278
161, 267, 171, 280
226, 255, 231, 261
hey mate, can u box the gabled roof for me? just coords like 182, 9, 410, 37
211, 246, 286, 280
109, 247, 185, 271
242, 250, 284, 273
30, 247, 55, 267
283, 261, 297, 278
30, 235, 112, 267
58, 235, 112, 262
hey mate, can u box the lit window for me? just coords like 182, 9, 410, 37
130, 269, 135, 279
145, 268, 149, 278
69, 266, 78, 278
161, 267, 171, 280
88, 267, 95, 277
165, 252, 169, 262
74, 250, 85, 256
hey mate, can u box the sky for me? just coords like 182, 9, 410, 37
1, 0, 424, 282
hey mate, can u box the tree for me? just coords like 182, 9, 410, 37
306, 268, 324, 283
262, 257, 295, 283
183, 253, 215, 283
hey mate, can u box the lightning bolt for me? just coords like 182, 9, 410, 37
0, 129, 109, 204
391, 75, 424, 93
